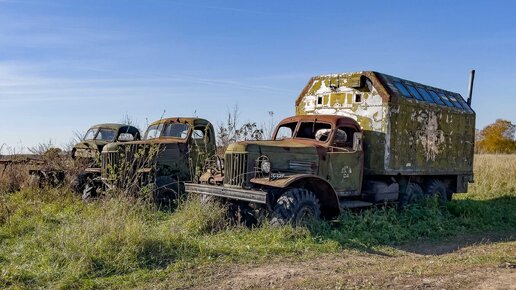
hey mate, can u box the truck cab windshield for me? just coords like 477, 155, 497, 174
144, 123, 190, 140
296, 122, 332, 142
84, 128, 117, 141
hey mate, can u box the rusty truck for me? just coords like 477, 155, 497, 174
73, 123, 141, 194
0, 123, 141, 190
92, 117, 217, 202
185, 71, 476, 225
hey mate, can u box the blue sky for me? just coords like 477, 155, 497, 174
1, 0, 515, 152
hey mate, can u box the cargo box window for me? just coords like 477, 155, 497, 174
455, 95, 472, 112
428, 90, 445, 105
416, 87, 435, 103
447, 95, 464, 109
406, 85, 424, 101
296, 122, 332, 142
438, 93, 454, 107
394, 82, 412, 98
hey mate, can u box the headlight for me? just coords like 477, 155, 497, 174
261, 160, 271, 174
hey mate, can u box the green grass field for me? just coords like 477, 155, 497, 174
0, 155, 515, 289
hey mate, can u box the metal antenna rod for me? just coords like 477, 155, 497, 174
467, 69, 475, 106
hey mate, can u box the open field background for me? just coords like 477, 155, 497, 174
0, 154, 515, 289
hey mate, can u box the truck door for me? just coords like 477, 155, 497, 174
189, 125, 212, 179
326, 128, 363, 196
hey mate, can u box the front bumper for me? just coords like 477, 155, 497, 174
185, 183, 268, 204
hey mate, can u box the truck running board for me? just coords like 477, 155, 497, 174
340, 200, 373, 209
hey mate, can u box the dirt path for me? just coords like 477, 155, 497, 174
190, 232, 516, 290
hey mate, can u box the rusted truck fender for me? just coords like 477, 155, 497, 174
251, 174, 340, 218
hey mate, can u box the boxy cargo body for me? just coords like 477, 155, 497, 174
295, 71, 475, 191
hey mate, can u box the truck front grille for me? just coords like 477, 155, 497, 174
224, 152, 248, 187
101, 151, 119, 179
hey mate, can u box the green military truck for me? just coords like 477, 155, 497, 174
73, 123, 141, 195
72, 123, 141, 161
186, 71, 476, 225
8, 123, 141, 189
96, 117, 216, 201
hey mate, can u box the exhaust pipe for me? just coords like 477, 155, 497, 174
467, 69, 475, 106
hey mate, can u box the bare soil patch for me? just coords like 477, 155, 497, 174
184, 231, 515, 290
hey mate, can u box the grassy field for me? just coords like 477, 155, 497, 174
0, 155, 515, 289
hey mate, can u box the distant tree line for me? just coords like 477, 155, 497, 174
475, 119, 516, 154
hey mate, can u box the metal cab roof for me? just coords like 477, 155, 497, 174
149, 117, 212, 127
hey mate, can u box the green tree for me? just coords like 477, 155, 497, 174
476, 119, 516, 153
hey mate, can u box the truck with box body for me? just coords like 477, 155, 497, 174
186, 71, 476, 224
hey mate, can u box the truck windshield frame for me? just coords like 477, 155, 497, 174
144, 124, 164, 140
294, 121, 333, 143
144, 123, 191, 140
95, 128, 117, 141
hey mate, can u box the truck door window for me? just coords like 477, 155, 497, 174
274, 122, 297, 140
296, 122, 332, 141
332, 127, 355, 148
117, 133, 135, 142
192, 127, 206, 140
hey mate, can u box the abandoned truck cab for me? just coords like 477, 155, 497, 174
72, 123, 141, 162
98, 117, 217, 199
186, 71, 475, 225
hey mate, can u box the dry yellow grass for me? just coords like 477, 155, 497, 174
468, 154, 516, 196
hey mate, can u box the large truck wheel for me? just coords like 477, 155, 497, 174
399, 182, 424, 209
82, 182, 97, 200
72, 173, 87, 194
28, 174, 41, 188
425, 179, 451, 202
271, 188, 321, 227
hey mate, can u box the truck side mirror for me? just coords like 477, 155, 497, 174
353, 132, 363, 151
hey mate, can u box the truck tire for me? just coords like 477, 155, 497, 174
72, 173, 87, 194
271, 188, 321, 227
399, 182, 424, 209
28, 173, 41, 188
425, 179, 451, 202
82, 182, 97, 200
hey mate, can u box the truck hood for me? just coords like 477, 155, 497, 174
73, 140, 108, 158
103, 138, 187, 152
227, 139, 322, 153
227, 139, 322, 174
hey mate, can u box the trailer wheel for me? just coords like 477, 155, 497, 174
425, 179, 451, 202
271, 188, 321, 227
399, 182, 424, 209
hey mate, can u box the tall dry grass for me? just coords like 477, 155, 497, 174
468, 154, 516, 197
